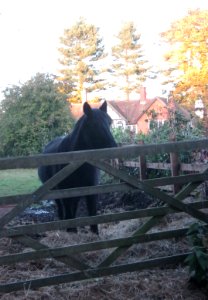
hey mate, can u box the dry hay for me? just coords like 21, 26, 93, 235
0, 199, 207, 299
0, 268, 207, 300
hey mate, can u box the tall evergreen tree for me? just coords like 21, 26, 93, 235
0, 73, 73, 157
111, 22, 149, 100
58, 18, 106, 102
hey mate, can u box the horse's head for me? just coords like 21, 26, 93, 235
81, 101, 117, 150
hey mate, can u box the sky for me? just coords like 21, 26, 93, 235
0, 0, 208, 100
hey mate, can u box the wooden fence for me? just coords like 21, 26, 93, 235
120, 143, 208, 194
0, 138, 208, 293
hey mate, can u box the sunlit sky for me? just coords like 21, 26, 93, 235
0, 0, 208, 100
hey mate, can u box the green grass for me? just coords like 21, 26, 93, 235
0, 169, 41, 196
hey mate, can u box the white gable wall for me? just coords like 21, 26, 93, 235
107, 104, 127, 129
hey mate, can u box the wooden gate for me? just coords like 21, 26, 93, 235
0, 138, 208, 293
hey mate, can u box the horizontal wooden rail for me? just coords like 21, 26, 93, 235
1, 200, 208, 238
122, 161, 208, 172
0, 138, 208, 170
0, 226, 201, 266
0, 183, 133, 205
1, 172, 208, 206
0, 253, 189, 293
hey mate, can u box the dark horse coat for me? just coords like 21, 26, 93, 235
38, 101, 117, 234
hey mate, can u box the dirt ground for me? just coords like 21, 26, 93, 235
0, 191, 207, 300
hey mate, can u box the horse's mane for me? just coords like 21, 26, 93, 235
60, 114, 87, 151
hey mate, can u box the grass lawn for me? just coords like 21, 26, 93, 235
0, 169, 41, 196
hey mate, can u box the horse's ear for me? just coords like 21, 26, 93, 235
100, 101, 107, 113
83, 102, 92, 117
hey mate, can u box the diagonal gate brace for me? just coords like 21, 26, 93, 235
89, 160, 208, 268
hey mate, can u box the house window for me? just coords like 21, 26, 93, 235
158, 120, 165, 127
114, 121, 124, 128
127, 125, 137, 133
149, 120, 165, 130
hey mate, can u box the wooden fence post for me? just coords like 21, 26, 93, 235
139, 140, 147, 180
170, 147, 181, 195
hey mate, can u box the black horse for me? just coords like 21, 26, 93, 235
38, 101, 117, 234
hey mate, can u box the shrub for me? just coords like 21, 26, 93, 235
185, 223, 208, 289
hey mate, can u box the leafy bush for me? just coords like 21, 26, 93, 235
0, 73, 74, 157
112, 127, 141, 145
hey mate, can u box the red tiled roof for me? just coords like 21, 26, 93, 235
108, 99, 156, 124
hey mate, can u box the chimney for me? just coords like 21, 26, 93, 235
140, 86, 147, 104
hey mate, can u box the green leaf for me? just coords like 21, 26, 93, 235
195, 250, 208, 271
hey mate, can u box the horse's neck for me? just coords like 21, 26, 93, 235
71, 131, 92, 150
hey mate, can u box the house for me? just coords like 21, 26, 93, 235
70, 87, 190, 134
